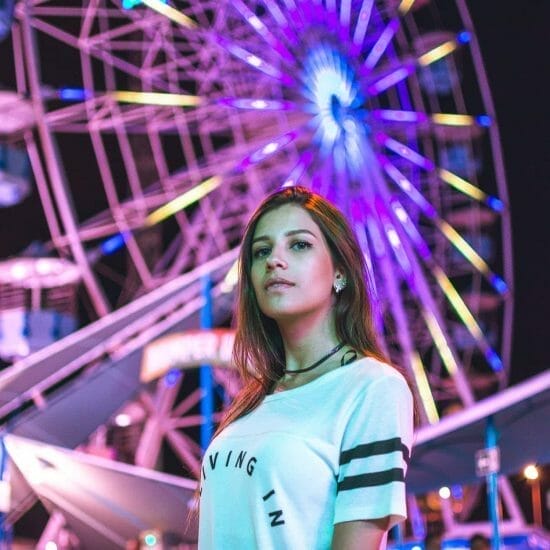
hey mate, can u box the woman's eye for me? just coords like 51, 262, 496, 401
291, 240, 312, 251
252, 247, 270, 259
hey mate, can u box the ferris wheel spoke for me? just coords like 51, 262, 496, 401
260, 0, 291, 28
363, 18, 400, 71
215, 36, 295, 86
432, 266, 504, 371
378, 154, 507, 294
360, 206, 436, 423
369, 165, 476, 404
352, 0, 374, 49
280, 150, 314, 188
218, 97, 296, 112
339, 0, 352, 30
377, 133, 503, 210
387, 194, 505, 373
164, 429, 202, 477
376, 132, 434, 170
364, 29, 470, 96
229, 0, 295, 63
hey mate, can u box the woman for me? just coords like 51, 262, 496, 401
198, 186, 414, 549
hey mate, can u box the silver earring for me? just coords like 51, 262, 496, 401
334, 276, 347, 294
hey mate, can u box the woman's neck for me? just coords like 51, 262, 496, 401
278, 311, 339, 373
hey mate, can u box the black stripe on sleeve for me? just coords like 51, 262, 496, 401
339, 437, 410, 466
337, 467, 404, 492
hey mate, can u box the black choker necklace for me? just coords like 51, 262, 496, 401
283, 342, 345, 375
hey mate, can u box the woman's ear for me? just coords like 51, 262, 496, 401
333, 271, 348, 294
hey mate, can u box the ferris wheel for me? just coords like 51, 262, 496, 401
8, 0, 513, 432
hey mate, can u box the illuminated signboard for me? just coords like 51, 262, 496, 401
140, 329, 235, 382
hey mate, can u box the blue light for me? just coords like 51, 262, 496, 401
486, 196, 504, 212
123, 0, 167, 8
100, 232, 128, 255
302, 44, 366, 175
451, 484, 463, 499
143, 533, 157, 546
476, 114, 492, 127
490, 274, 508, 295
485, 349, 503, 372
456, 30, 471, 44
165, 368, 181, 387
59, 88, 90, 101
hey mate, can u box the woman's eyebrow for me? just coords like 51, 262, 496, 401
252, 229, 317, 244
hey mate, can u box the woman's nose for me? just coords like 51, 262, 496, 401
266, 254, 287, 270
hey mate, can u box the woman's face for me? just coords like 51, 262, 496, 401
250, 204, 339, 324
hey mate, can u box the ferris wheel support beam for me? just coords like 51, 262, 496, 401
456, 0, 514, 387
19, 6, 111, 317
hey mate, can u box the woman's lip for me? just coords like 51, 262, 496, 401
264, 279, 295, 290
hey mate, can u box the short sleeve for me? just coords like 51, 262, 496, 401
334, 370, 413, 527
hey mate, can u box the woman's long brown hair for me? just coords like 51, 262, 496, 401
214, 185, 393, 438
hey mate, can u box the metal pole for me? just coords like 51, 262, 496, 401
200, 275, 214, 451
0, 437, 11, 549
485, 416, 501, 550
531, 478, 542, 527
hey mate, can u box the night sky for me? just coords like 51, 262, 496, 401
0, 1, 548, 385
464, 1, 549, 384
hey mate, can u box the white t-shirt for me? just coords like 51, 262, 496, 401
198, 357, 414, 550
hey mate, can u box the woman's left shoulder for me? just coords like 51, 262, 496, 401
343, 357, 412, 404
347, 356, 407, 385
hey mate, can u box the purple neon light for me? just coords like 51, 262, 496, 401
217, 37, 294, 85
353, 0, 374, 48
371, 109, 428, 123
364, 18, 399, 70
280, 150, 314, 188
375, 197, 413, 280
378, 154, 437, 218
365, 207, 386, 259
339, 0, 352, 28
218, 97, 294, 111
377, 133, 435, 170
238, 130, 298, 171
389, 198, 431, 260
261, 0, 288, 26
367, 65, 415, 95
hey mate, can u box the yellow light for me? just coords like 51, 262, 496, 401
422, 309, 458, 375
439, 486, 451, 499
398, 0, 415, 15
438, 220, 491, 275
524, 464, 539, 480
432, 113, 475, 126
146, 176, 222, 226
438, 168, 487, 202
141, 0, 197, 28
433, 267, 484, 341
410, 351, 439, 424
418, 41, 457, 67
112, 91, 202, 107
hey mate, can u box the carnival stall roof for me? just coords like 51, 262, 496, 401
5, 434, 198, 549
408, 369, 550, 494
